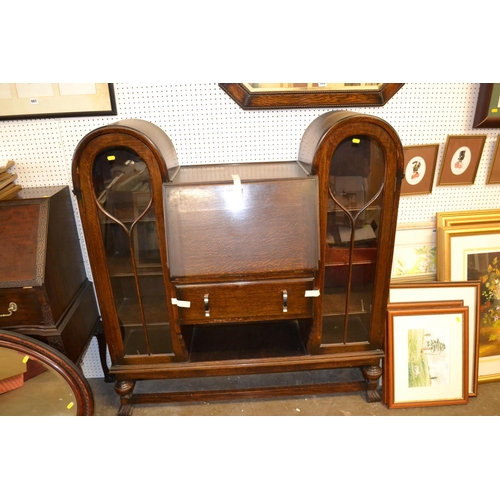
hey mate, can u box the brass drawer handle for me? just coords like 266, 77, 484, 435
282, 290, 288, 313
204, 294, 210, 317
1, 302, 17, 318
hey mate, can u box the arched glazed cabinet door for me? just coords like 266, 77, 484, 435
299, 111, 404, 356
72, 120, 187, 365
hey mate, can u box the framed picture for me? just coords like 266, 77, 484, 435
401, 144, 439, 195
487, 135, 500, 184
389, 281, 480, 396
386, 302, 469, 409
473, 83, 500, 129
437, 208, 500, 229
0, 83, 117, 120
437, 135, 486, 186
218, 83, 404, 109
390, 222, 436, 283
436, 215, 500, 382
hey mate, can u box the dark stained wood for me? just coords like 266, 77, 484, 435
473, 83, 500, 128
72, 113, 403, 414
0, 186, 101, 365
219, 83, 404, 110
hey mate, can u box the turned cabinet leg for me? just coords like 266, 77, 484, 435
361, 365, 382, 403
114, 380, 136, 416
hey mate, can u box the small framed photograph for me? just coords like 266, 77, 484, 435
436, 217, 500, 383
386, 302, 469, 409
437, 135, 487, 186
389, 281, 480, 396
486, 135, 500, 184
401, 144, 439, 195
473, 83, 500, 129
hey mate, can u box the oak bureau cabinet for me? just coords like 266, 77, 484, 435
0, 186, 101, 366
72, 112, 403, 415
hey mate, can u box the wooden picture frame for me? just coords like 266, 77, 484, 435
401, 144, 439, 195
389, 282, 480, 397
0, 83, 117, 120
473, 83, 500, 129
487, 135, 500, 184
436, 216, 500, 383
437, 135, 486, 186
386, 302, 469, 409
0, 329, 94, 415
218, 83, 404, 110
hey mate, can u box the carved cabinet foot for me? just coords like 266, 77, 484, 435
362, 365, 382, 403
114, 380, 135, 416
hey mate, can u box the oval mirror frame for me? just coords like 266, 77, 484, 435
0, 329, 94, 416
219, 83, 404, 110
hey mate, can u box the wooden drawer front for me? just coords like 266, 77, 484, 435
175, 279, 316, 324
0, 287, 49, 328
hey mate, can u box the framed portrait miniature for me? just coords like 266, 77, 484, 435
386, 302, 469, 409
487, 135, 500, 184
437, 135, 486, 186
401, 144, 439, 195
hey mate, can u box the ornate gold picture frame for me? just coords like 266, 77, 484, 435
436, 210, 500, 382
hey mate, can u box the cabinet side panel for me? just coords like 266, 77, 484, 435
44, 187, 87, 322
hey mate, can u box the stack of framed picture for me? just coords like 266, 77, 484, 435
386, 282, 479, 409
386, 209, 500, 409
436, 209, 500, 383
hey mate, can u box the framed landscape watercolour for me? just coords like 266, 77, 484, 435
0, 83, 117, 120
401, 144, 439, 195
437, 211, 500, 382
487, 135, 500, 184
389, 282, 480, 396
473, 83, 500, 129
437, 135, 486, 186
390, 223, 436, 283
386, 302, 469, 409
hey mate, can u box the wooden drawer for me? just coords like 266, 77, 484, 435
0, 287, 50, 328
174, 278, 317, 324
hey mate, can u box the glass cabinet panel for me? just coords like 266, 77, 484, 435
91, 147, 173, 356
322, 135, 385, 345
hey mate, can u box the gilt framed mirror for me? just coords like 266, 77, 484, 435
219, 83, 404, 110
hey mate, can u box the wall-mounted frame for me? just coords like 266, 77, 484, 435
401, 144, 439, 195
218, 83, 404, 110
437, 135, 486, 186
386, 302, 469, 409
0, 83, 117, 120
389, 282, 480, 397
487, 135, 500, 184
473, 83, 500, 129
436, 213, 500, 383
